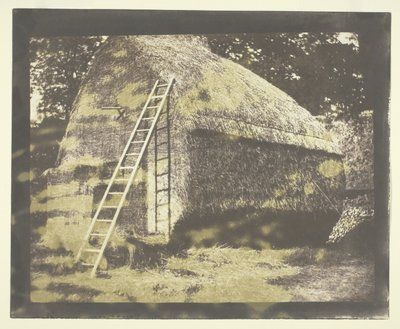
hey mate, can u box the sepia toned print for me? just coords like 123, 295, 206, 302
27, 33, 377, 304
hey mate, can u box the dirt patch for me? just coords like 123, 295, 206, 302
185, 283, 202, 295
184, 283, 203, 302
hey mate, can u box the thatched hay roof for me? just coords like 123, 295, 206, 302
66, 35, 340, 160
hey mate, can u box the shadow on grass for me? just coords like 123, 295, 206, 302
46, 282, 102, 302
169, 208, 339, 251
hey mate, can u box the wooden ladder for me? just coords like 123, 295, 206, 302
75, 78, 174, 277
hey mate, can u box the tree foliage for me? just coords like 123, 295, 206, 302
30, 117, 68, 178
30, 36, 104, 122
30, 34, 367, 123
29, 34, 372, 178
208, 33, 366, 119
30, 37, 104, 175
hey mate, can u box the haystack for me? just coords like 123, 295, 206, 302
39, 35, 345, 255
327, 115, 374, 249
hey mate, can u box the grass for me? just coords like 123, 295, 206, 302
30, 246, 374, 303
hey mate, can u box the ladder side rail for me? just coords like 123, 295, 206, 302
117, 79, 160, 162
107, 78, 160, 186
166, 94, 172, 235
90, 78, 174, 276
76, 80, 159, 262
96, 78, 160, 209
154, 115, 158, 232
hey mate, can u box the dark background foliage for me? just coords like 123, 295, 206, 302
30, 36, 104, 122
208, 33, 366, 119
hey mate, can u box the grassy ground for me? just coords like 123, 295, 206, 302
30, 246, 374, 303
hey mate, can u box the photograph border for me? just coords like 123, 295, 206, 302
11, 9, 390, 319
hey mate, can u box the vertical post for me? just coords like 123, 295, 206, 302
154, 106, 158, 232
167, 93, 171, 236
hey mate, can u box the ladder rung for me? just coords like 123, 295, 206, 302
102, 205, 118, 208
125, 153, 139, 156
84, 248, 101, 253
131, 140, 145, 144
146, 106, 159, 109
157, 126, 168, 131
157, 156, 169, 161
114, 178, 129, 182
156, 172, 168, 177
120, 166, 135, 170
157, 141, 168, 147
156, 83, 169, 88
90, 233, 107, 237
156, 202, 169, 207
81, 262, 95, 266
142, 117, 155, 121
151, 95, 164, 99
137, 129, 150, 132
157, 188, 169, 193
108, 192, 123, 195
96, 219, 113, 223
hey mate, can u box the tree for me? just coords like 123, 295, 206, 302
30, 36, 105, 123
208, 33, 366, 120
30, 37, 105, 175
30, 34, 366, 122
